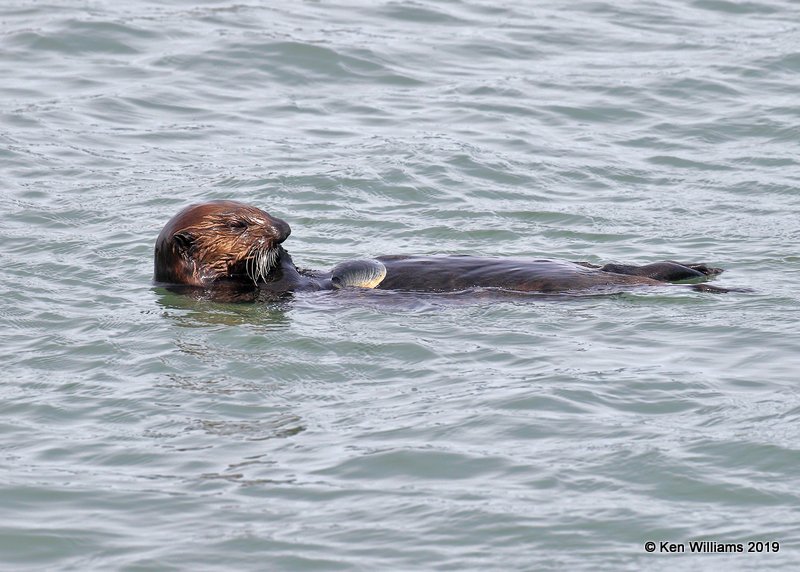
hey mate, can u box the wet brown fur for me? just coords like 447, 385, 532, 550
154, 200, 290, 286
155, 201, 732, 296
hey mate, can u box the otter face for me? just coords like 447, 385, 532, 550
154, 200, 291, 286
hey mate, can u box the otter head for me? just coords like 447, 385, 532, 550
154, 200, 291, 287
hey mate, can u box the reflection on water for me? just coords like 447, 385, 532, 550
154, 286, 294, 329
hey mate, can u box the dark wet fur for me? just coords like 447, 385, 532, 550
154, 200, 290, 287
154, 202, 738, 301
374, 256, 728, 293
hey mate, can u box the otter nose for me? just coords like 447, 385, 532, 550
270, 217, 291, 244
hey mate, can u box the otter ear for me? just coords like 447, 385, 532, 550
172, 231, 194, 251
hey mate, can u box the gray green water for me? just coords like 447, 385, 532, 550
2, 1, 800, 570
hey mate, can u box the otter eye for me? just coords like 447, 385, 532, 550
228, 220, 247, 231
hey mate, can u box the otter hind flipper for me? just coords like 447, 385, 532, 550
330, 259, 387, 289
601, 261, 723, 282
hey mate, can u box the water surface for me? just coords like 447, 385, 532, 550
2, 1, 800, 570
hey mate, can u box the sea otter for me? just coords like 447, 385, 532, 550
154, 200, 731, 299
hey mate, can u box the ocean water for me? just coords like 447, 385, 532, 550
2, 0, 800, 570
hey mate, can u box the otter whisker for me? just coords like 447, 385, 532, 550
252, 251, 261, 283
253, 250, 260, 282
257, 248, 271, 282
253, 250, 261, 282
253, 251, 261, 284
245, 250, 258, 285
243, 246, 279, 285
256, 250, 264, 283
